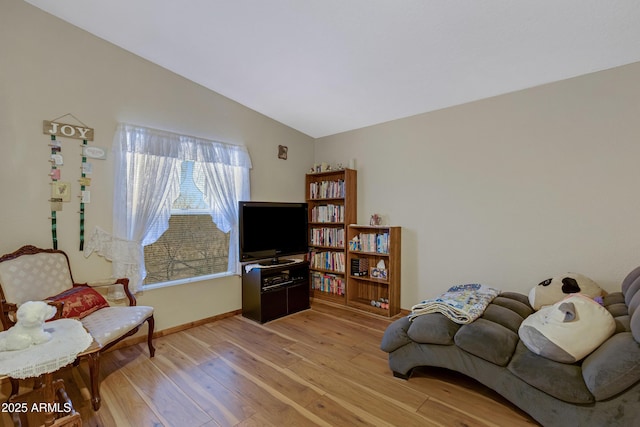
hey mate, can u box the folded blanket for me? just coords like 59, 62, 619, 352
409, 283, 501, 324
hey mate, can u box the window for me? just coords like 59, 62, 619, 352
112, 124, 252, 292
143, 162, 230, 285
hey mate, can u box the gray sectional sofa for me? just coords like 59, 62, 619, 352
381, 267, 640, 426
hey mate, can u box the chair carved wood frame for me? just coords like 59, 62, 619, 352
0, 245, 155, 411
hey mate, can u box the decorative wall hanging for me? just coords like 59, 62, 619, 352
43, 119, 94, 140
43, 114, 95, 250
79, 137, 88, 251
48, 134, 60, 249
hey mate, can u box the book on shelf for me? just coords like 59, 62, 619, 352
307, 250, 345, 273
310, 227, 345, 248
350, 258, 369, 276
311, 271, 345, 295
309, 179, 345, 199
311, 204, 344, 223
376, 232, 389, 254
357, 232, 389, 253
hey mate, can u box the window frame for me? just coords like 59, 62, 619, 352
112, 123, 252, 292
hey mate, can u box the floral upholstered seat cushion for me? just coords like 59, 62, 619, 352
81, 306, 154, 347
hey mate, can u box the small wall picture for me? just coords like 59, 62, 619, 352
278, 145, 288, 160
51, 181, 71, 202
82, 145, 107, 160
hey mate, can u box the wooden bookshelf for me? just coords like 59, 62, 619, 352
346, 225, 401, 316
305, 168, 357, 305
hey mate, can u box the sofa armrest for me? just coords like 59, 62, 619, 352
83, 278, 136, 306
582, 332, 640, 400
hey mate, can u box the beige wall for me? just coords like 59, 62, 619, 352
4, 0, 640, 326
315, 62, 640, 308
0, 0, 314, 332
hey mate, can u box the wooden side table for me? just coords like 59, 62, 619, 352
7, 372, 81, 426
0, 319, 93, 426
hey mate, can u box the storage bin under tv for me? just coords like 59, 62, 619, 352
241, 260, 310, 323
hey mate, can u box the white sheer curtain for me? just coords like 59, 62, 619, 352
112, 123, 252, 291
193, 163, 249, 273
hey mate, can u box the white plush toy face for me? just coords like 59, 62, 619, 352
17, 301, 57, 326
528, 272, 603, 311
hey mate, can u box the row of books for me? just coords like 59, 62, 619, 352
311, 204, 344, 223
308, 250, 346, 273
310, 227, 345, 248
311, 272, 345, 295
309, 179, 345, 199
354, 232, 390, 254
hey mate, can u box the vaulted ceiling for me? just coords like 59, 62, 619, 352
25, 0, 640, 138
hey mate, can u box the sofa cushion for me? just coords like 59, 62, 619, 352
508, 341, 594, 403
499, 291, 532, 306
603, 292, 625, 306
455, 318, 519, 366
582, 332, 640, 400
380, 316, 413, 352
491, 296, 533, 319
481, 303, 525, 334
606, 303, 629, 318
47, 284, 109, 319
519, 294, 616, 363
407, 313, 460, 345
613, 315, 631, 333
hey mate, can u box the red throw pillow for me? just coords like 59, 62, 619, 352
47, 284, 109, 319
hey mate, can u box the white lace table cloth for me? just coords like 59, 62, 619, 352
0, 318, 92, 379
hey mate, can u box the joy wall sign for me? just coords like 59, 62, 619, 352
43, 120, 94, 141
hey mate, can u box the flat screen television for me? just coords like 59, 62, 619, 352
238, 201, 308, 264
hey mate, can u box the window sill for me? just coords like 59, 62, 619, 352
143, 271, 235, 291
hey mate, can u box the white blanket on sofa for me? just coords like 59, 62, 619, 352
409, 283, 501, 324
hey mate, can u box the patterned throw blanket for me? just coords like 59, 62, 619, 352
409, 284, 501, 324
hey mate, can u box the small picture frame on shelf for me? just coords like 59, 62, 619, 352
370, 267, 387, 280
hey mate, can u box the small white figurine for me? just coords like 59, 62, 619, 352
0, 301, 57, 351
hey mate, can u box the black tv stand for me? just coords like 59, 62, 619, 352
242, 261, 309, 323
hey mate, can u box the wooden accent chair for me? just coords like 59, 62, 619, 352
0, 245, 155, 411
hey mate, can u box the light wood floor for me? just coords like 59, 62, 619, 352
1, 302, 539, 427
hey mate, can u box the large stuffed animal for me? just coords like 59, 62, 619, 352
519, 293, 615, 363
0, 301, 57, 351
528, 272, 603, 311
